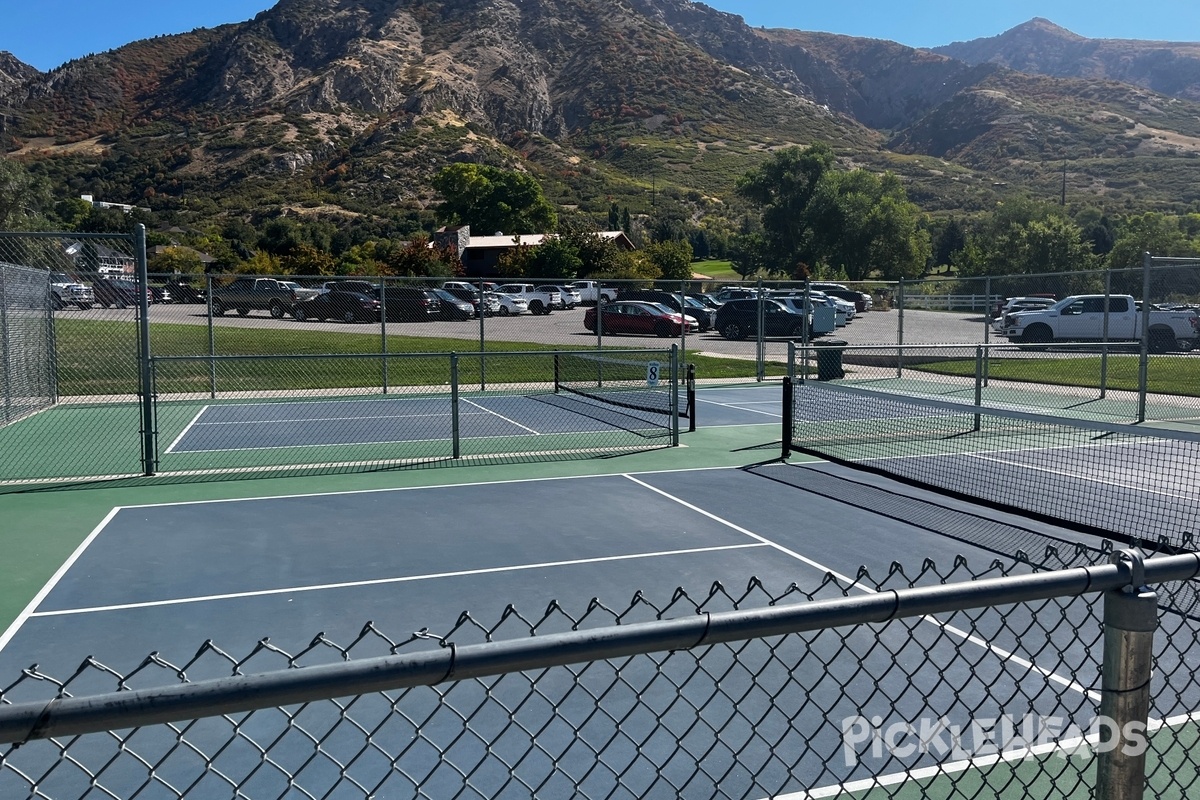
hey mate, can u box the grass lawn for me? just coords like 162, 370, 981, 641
53, 318, 781, 395
913, 354, 1199, 397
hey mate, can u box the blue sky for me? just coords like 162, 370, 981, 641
3, 0, 1198, 72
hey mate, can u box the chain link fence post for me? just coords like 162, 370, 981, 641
135, 225, 156, 476
1097, 549, 1156, 800
1138, 252, 1151, 422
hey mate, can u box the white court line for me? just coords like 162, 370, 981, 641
462, 397, 541, 434
117, 465, 739, 510
0, 508, 122, 653
193, 410, 462, 426
30, 543, 769, 617
621, 475, 1101, 703
696, 397, 782, 418
163, 406, 209, 454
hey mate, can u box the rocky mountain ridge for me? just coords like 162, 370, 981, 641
1, 0, 1199, 224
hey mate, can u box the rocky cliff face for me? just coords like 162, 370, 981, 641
0, 52, 40, 98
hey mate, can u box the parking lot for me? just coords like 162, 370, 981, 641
59, 301, 997, 355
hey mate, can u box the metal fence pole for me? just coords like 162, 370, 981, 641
450, 352, 460, 459
974, 345, 983, 432
782, 374, 792, 460
1138, 252, 1151, 423
135, 226, 156, 476
756, 278, 765, 382
1101, 269, 1111, 401
897, 278, 906, 379
670, 344, 679, 447
1096, 550, 1156, 800
982, 277, 991, 388
380, 274, 389, 394
206, 274, 216, 398
0, 264, 9, 425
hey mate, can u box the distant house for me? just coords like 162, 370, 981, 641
433, 226, 636, 278
63, 240, 136, 276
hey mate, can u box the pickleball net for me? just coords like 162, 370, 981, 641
553, 351, 694, 433
783, 377, 1200, 612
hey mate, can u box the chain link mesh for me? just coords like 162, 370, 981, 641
9, 550, 1191, 799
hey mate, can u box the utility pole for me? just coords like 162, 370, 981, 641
1061, 159, 1067, 206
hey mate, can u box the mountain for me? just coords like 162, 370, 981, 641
2, 1, 1200, 230
0, 52, 40, 95
934, 18, 1200, 102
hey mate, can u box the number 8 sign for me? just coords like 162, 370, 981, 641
646, 361, 660, 387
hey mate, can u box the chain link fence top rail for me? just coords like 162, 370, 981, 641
4, 548, 1199, 799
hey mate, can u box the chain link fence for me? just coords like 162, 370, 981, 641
0, 232, 147, 486
1, 547, 1196, 798
0, 261, 54, 427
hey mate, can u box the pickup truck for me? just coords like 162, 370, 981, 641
50, 272, 94, 309
210, 277, 306, 318
568, 280, 617, 305
495, 283, 561, 315
1002, 294, 1200, 353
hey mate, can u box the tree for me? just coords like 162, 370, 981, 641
150, 247, 204, 276
526, 237, 582, 279
729, 232, 770, 278
0, 159, 52, 230
931, 218, 966, 271
432, 164, 557, 235
735, 143, 836, 268
643, 240, 693, 282
803, 170, 929, 280
956, 197, 1096, 279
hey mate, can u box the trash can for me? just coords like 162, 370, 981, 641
816, 340, 847, 380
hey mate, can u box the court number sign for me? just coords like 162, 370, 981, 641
646, 361, 660, 387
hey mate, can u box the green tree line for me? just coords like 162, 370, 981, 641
5, 150, 1200, 289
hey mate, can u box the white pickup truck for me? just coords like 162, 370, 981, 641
568, 280, 617, 305
495, 283, 561, 315
50, 272, 94, 310
1002, 294, 1200, 353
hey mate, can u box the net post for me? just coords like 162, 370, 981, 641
450, 352, 461, 459
1096, 549, 1156, 800
670, 345, 680, 447
553, 352, 561, 393
686, 363, 696, 433
781, 376, 793, 459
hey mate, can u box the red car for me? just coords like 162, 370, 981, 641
583, 301, 699, 337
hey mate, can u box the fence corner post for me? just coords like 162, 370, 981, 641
1096, 549, 1156, 800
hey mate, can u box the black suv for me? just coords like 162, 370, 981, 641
714, 298, 810, 340
375, 286, 442, 321
619, 290, 716, 331
93, 278, 146, 309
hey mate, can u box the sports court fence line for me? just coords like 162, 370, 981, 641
1, 549, 1197, 799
